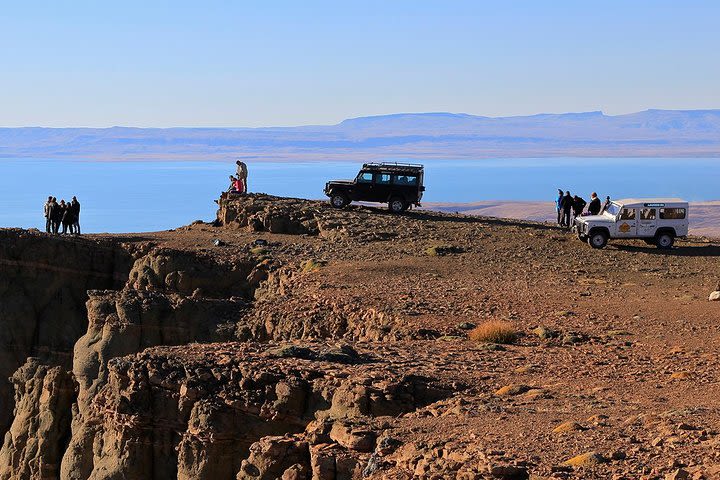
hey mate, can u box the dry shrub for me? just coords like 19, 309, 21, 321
468, 321, 517, 344
425, 245, 464, 256
301, 259, 327, 273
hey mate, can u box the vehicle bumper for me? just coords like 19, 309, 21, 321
573, 219, 589, 234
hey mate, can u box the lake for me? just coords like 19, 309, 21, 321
1, 158, 719, 233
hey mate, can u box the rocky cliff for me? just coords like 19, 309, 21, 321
61, 341, 451, 479
0, 359, 75, 480
0, 230, 131, 433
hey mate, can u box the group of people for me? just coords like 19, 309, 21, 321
555, 189, 611, 228
43, 196, 81, 234
228, 160, 249, 194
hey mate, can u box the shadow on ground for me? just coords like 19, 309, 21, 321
613, 243, 720, 257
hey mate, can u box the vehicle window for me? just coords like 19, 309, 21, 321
640, 208, 656, 220
619, 208, 636, 220
659, 208, 686, 219
605, 203, 620, 216
393, 175, 417, 185
357, 172, 373, 183
375, 173, 391, 184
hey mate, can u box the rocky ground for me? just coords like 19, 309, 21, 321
1, 193, 720, 479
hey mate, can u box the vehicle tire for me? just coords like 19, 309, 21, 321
578, 234, 587, 242
587, 231, 608, 249
655, 232, 675, 249
388, 197, 406, 213
330, 193, 348, 209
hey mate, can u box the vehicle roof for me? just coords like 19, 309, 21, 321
614, 198, 688, 207
362, 162, 423, 173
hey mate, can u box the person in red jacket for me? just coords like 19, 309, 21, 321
228, 175, 245, 194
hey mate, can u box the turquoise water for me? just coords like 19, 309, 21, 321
1, 158, 718, 233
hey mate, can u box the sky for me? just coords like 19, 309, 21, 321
1, 0, 719, 127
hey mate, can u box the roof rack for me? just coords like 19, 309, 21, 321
362, 162, 424, 171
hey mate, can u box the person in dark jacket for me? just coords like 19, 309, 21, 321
601, 195, 611, 213
588, 192, 601, 215
572, 195, 587, 221
60, 200, 72, 234
560, 191, 574, 228
70, 196, 81, 234
555, 189, 563, 226
51, 197, 62, 234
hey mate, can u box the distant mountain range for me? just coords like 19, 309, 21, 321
1, 109, 719, 161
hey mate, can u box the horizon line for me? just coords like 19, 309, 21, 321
2, 107, 720, 131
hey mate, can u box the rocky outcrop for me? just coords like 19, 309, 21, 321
62, 289, 250, 479
217, 194, 323, 235
247, 267, 439, 342
242, 296, 404, 342
0, 230, 131, 433
59, 342, 451, 480
128, 248, 260, 298
237, 436, 310, 480
0, 359, 75, 480
72, 289, 246, 413
216, 193, 427, 242
65, 247, 263, 414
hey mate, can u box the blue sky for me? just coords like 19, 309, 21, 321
1, 0, 718, 127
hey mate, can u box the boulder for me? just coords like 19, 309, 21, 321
563, 451, 608, 467
495, 384, 531, 396
237, 436, 309, 480
552, 421, 586, 434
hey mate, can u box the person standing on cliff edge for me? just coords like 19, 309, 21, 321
560, 191, 574, 229
555, 189, 563, 226
70, 196, 81, 234
50, 197, 61, 234
236, 160, 248, 193
43, 196, 53, 233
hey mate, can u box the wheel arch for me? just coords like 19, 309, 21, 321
386, 193, 409, 203
655, 227, 677, 238
588, 226, 610, 238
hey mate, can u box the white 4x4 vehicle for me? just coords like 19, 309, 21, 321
575, 198, 688, 249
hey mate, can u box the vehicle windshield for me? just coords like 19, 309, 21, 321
604, 202, 621, 216
356, 172, 373, 183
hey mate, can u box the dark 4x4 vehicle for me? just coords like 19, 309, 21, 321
324, 163, 425, 213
